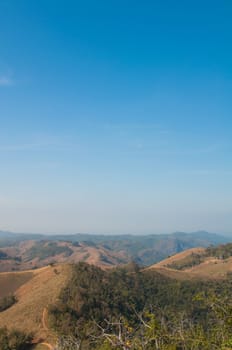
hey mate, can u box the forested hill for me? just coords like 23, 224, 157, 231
42, 262, 232, 349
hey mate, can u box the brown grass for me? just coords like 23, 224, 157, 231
185, 256, 232, 279
0, 264, 71, 342
152, 247, 205, 268
0, 241, 128, 272
147, 247, 232, 281
0, 270, 34, 298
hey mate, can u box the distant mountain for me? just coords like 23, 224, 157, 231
0, 231, 44, 244
0, 230, 230, 270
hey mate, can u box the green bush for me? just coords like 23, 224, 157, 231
0, 327, 32, 350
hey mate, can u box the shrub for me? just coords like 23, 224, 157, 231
0, 327, 32, 350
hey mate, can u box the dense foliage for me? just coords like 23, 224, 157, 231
206, 243, 232, 259
0, 327, 32, 350
48, 262, 232, 349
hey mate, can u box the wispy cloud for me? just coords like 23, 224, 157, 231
0, 133, 78, 152
0, 76, 13, 86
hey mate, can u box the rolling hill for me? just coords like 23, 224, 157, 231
0, 264, 71, 348
0, 230, 230, 271
0, 240, 128, 272
148, 242, 232, 280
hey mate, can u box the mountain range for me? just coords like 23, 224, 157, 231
0, 230, 230, 272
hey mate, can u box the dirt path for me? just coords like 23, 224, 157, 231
42, 308, 49, 331
38, 308, 55, 350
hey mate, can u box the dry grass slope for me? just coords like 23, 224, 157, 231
147, 247, 232, 280
151, 247, 206, 268
185, 256, 232, 279
0, 264, 72, 343
0, 270, 33, 298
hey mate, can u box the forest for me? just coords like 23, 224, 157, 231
47, 262, 232, 350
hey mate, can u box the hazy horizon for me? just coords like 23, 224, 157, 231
0, 228, 231, 238
0, 1, 231, 234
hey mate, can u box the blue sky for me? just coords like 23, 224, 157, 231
0, 1, 231, 234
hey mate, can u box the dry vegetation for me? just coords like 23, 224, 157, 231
1, 243, 232, 349
0, 270, 34, 298
153, 247, 206, 267
148, 246, 232, 280
0, 264, 71, 346
0, 240, 128, 272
